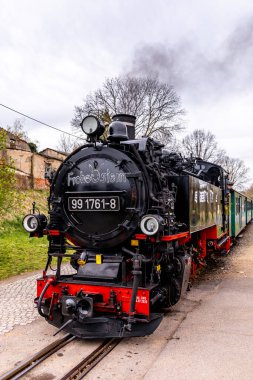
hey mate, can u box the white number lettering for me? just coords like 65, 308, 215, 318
95, 199, 100, 209
110, 198, 116, 209
71, 197, 118, 211
84, 199, 89, 209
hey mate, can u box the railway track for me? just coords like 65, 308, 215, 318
1, 334, 75, 380
1, 335, 121, 380
59, 338, 122, 380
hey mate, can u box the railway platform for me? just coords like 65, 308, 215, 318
144, 263, 253, 379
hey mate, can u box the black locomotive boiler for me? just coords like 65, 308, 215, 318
23, 114, 234, 338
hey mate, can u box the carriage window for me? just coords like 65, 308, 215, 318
236, 197, 241, 215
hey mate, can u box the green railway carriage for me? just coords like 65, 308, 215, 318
246, 199, 253, 223
230, 189, 252, 237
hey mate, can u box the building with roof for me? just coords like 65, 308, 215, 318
0, 129, 68, 189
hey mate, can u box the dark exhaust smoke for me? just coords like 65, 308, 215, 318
128, 15, 253, 99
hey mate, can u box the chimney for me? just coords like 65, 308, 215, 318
112, 114, 136, 140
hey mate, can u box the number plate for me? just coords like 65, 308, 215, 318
68, 196, 120, 211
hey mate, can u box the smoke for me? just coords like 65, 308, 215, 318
128, 16, 253, 100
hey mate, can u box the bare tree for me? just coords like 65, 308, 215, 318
181, 129, 225, 163
57, 133, 82, 154
181, 129, 250, 189
164, 137, 182, 154
6, 119, 39, 151
218, 155, 249, 190
72, 76, 184, 142
243, 183, 253, 198
6, 119, 28, 140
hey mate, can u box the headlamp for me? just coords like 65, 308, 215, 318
80, 115, 105, 137
23, 214, 47, 234
140, 215, 164, 236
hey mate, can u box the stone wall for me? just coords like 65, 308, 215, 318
40, 148, 67, 161
6, 149, 33, 174
32, 153, 64, 189
1, 128, 31, 152
0, 148, 67, 190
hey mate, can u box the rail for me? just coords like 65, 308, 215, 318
1, 335, 121, 380
60, 338, 122, 380
1, 334, 75, 380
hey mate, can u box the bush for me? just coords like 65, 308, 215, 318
0, 129, 16, 215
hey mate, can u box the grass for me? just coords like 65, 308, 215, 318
0, 190, 51, 280
0, 189, 73, 280
0, 218, 49, 280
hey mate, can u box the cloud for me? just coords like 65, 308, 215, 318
129, 15, 253, 100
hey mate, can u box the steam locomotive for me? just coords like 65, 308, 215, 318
23, 114, 252, 338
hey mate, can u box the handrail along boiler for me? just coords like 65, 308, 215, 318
23, 114, 245, 338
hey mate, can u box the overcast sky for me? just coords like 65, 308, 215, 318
1, 0, 253, 183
